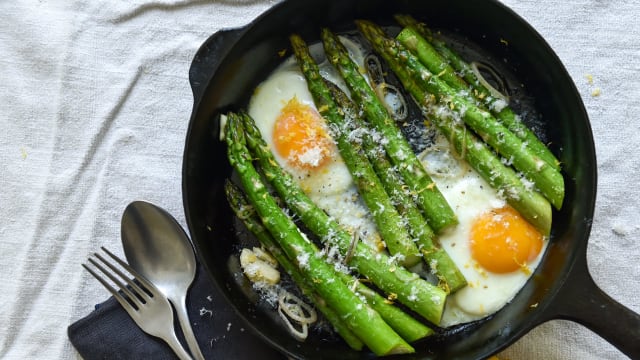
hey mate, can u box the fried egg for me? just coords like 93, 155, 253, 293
247, 38, 383, 249
248, 68, 352, 196
420, 136, 547, 326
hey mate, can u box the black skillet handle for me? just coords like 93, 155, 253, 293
188, 27, 246, 106
540, 253, 640, 358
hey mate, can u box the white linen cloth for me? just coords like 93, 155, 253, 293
0, 1, 637, 359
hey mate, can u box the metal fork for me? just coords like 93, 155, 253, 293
83, 247, 193, 360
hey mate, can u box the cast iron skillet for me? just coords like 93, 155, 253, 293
182, 0, 640, 358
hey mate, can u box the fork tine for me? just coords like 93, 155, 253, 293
88, 255, 145, 309
82, 262, 139, 314
100, 246, 157, 293
93, 252, 148, 300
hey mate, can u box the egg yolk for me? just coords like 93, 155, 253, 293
470, 206, 543, 273
273, 97, 333, 170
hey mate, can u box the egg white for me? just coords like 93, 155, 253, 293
420, 136, 548, 326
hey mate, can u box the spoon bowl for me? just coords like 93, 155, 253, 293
121, 200, 204, 360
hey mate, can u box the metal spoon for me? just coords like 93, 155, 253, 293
121, 201, 204, 360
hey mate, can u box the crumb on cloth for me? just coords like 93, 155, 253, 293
585, 73, 594, 84
585, 73, 601, 97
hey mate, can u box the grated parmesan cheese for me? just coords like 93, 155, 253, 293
295, 146, 325, 167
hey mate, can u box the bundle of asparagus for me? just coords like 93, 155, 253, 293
225, 113, 423, 355
226, 181, 434, 349
290, 34, 466, 292
238, 110, 447, 321
394, 14, 561, 173
356, 19, 562, 235
320, 28, 458, 235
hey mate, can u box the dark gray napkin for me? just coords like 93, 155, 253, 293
67, 264, 284, 359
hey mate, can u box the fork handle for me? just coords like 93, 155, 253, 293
174, 294, 205, 360
163, 329, 193, 360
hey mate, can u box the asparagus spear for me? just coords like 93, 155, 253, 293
225, 181, 365, 351
357, 20, 564, 211
394, 15, 473, 80
227, 181, 433, 343
394, 14, 561, 172
357, 20, 552, 235
225, 113, 414, 356
290, 34, 421, 267
240, 112, 448, 325
347, 278, 434, 342
320, 28, 458, 234
395, 26, 467, 92
326, 79, 467, 293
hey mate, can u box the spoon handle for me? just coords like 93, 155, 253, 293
174, 294, 205, 360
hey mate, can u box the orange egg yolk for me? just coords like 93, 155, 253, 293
470, 206, 543, 274
273, 97, 333, 170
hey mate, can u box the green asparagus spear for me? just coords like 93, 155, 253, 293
347, 278, 434, 342
320, 28, 458, 234
240, 112, 448, 325
357, 20, 552, 235
227, 181, 433, 343
395, 26, 468, 92
225, 181, 365, 351
326, 79, 467, 293
290, 34, 421, 267
394, 14, 561, 172
357, 20, 564, 211
395, 14, 476, 82
225, 113, 414, 356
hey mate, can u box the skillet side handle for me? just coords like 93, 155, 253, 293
543, 255, 640, 358
188, 27, 246, 106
